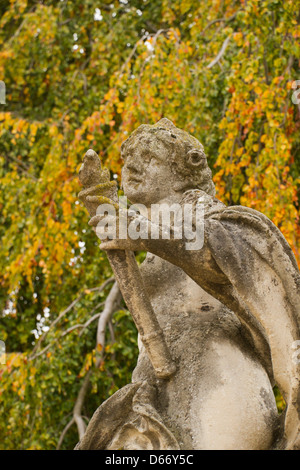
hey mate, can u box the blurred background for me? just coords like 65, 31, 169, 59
0, 0, 299, 449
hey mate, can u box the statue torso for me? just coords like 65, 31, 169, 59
131, 253, 280, 450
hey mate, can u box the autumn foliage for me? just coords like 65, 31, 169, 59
0, 0, 299, 449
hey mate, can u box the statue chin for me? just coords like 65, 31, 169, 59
123, 187, 150, 206
123, 186, 141, 202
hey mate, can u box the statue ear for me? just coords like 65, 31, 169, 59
186, 149, 206, 168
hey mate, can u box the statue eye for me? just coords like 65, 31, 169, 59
187, 149, 206, 167
141, 151, 153, 163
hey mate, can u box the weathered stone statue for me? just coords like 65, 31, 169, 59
76, 118, 300, 450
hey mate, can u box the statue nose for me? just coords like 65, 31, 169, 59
125, 154, 141, 173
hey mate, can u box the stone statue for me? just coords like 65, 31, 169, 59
76, 118, 300, 450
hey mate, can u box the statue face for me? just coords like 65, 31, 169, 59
121, 134, 179, 206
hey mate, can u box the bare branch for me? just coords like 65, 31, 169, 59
63, 308, 105, 337
29, 277, 114, 359
73, 370, 92, 440
56, 417, 75, 450
60, 306, 105, 338
108, 320, 115, 345
118, 33, 149, 79
207, 35, 231, 69
263, 48, 270, 85
97, 282, 122, 348
30, 313, 106, 361
30, 293, 84, 358
118, 28, 174, 80
29, 342, 53, 361
78, 309, 104, 336
60, 281, 122, 443
286, 55, 294, 75
201, 10, 240, 35
6, 155, 38, 181
86, 277, 115, 293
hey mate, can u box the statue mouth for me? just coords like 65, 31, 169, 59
128, 176, 142, 184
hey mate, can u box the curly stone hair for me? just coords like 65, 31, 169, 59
121, 118, 215, 196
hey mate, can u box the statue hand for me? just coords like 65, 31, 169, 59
99, 238, 138, 251
88, 205, 147, 252
78, 181, 118, 212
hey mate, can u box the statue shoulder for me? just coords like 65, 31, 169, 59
180, 189, 226, 218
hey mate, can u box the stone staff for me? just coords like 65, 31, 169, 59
78, 149, 176, 379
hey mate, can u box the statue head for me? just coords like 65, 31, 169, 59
121, 118, 215, 205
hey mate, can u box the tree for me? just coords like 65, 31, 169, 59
0, 0, 298, 448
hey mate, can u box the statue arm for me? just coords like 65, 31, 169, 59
93, 202, 300, 450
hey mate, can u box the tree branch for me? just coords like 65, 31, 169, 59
57, 281, 122, 447
6, 155, 38, 181
201, 10, 240, 35
63, 308, 105, 337
56, 417, 75, 450
73, 370, 92, 440
207, 35, 231, 69
29, 277, 114, 359
96, 281, 122, 348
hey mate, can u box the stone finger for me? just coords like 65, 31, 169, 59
89, 214, 117, 227
86, 195, 119, 209
84, 181, 117, 196
88, 215, 103, 226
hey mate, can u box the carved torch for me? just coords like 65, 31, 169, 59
78, 149, 176, 379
